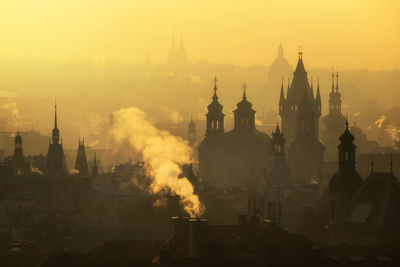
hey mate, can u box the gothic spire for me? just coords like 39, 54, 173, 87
336, 68, 339, 93
54, 100, 58, 129
279, 78, 285, 104
331, 67, 335, 92
316, 77, 321, 104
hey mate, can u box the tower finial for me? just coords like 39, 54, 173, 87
54, 99, 58, 129
298, 45, 303, 59
242, 83, 247, 100
213, 76, 218, 92
331, 67, 335, 92
336, 66, 339, 92
345, 113, 349, 130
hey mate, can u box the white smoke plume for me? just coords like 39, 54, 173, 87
110, 107, 205, 217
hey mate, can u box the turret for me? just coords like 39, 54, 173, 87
233, 83, 256, 132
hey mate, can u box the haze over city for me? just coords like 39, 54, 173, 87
0, 1, 400, 266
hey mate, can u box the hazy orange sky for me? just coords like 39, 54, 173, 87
0, 0, 399, 70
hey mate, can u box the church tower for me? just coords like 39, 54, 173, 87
322, 70, 347, 161
75, 138, 89, 175
206, 77, 224, 136
7, 131, 31, 175
325, 121, 363, 220
46, 103, 67, 175
287, 87, 325, 185
233, 84, 256, 132
188, 116, 196, 147
279, 48, 321, 143
268, 123, 293, 188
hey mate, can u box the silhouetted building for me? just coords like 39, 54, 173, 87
321, 71, 347, 161
75, 138, 88, 175
268, 43, 293, 87
268, 123, 293, 188
329, 169, 400, 246
45, 104, 67, 175
287, 75, 325, 185
199, 79, 271, 188
187, 117, 196, 147
325, 121, 363, 221
167, 35, 187, 70
6, 131, 31, 175
279, 49, 321, 143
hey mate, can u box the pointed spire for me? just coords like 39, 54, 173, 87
336, 67, 339, 92
54, 99, 58, 129
298, 45, 303, 60
275, 122, 281, 134
331, 67, 335, 92
279, 78, 285, 104
316, 77, 321, 103
212, 76, 218, 100
287, 77, 290, 95
345, 116, 349, 130
242, 83, 247, 100
310, 77, 314, 99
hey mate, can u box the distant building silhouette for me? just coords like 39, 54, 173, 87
187, 117, 196, 147
268, 123, 293, 188
286, 57, 325, 185
6, 131, 31, 175
279, 49, 321, 143
167, 35, 187, 70
199, 79, 271, 188
325, 121, 363, 220
321, 70, 346, 161
75, 138, 88, 175
45, 103, 67, 175
268, 43, 293, 87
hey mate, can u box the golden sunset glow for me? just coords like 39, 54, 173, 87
0, 0, 399, 69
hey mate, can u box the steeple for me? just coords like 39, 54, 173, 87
75, 138, 88, 175
316, 77, 321, 112
328, 120, 362, 191
52, 101, 60, 144
234, 83, 256, 132
13, 131, 24, 161
188, 115, 196, 146
92, 152, 98, 177
206, 76, 224, 136
269, 123, 294, 188
279, 78, 285, 105
331, 67, 335, 92
336, 68, 339, 93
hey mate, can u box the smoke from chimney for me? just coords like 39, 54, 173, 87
110, 107, 205, 217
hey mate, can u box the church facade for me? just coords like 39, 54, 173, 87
198, 79, 271, 189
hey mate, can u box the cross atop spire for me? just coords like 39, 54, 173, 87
298, 45, 303, 59
242, 83, 247, 100
213, 76, 218, 92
